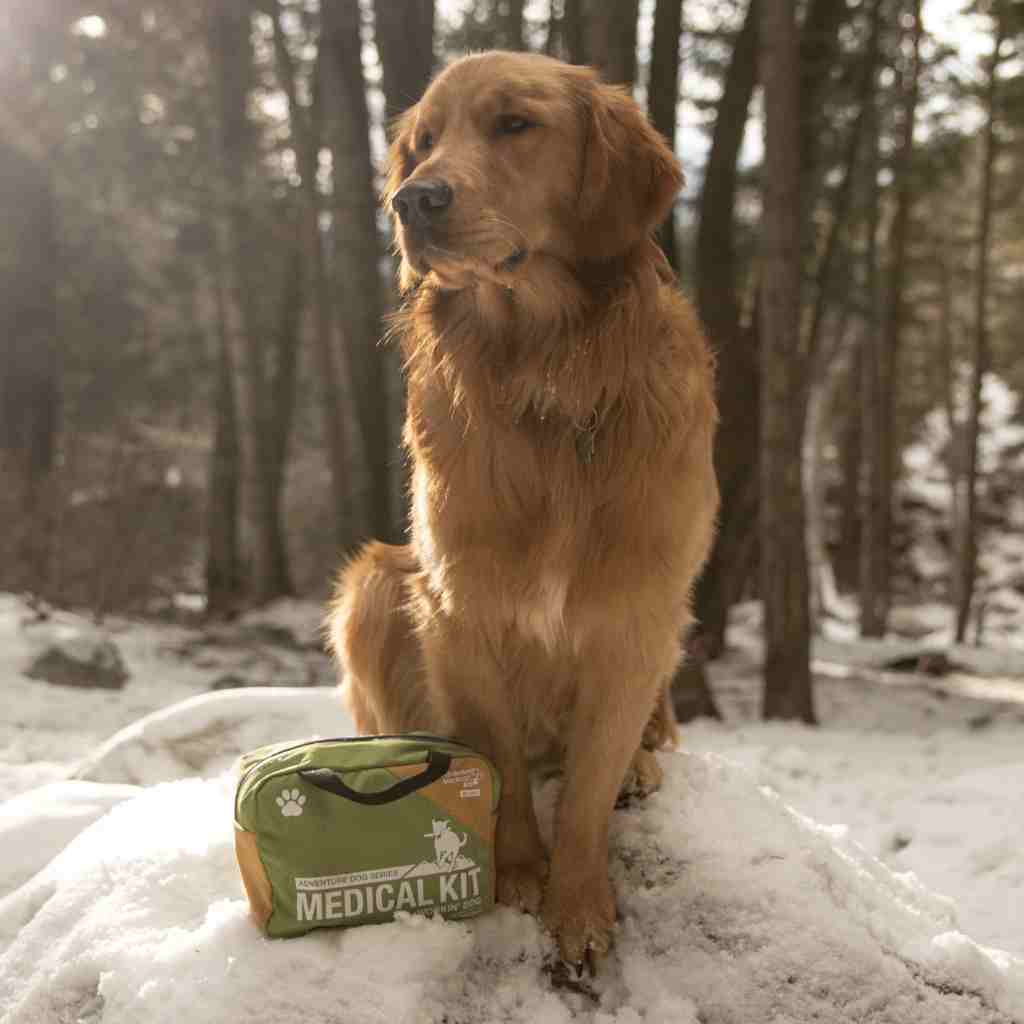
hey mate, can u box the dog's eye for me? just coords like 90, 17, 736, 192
496, 114, 533, 136
419, 131, 434, 152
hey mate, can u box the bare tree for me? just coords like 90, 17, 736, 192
374, 0, 435, 124
856, 0, 886, 638
955, 2, 1007, 642
500, 0, 525, 50
209, 0, 294, 604
270, 7, 356, 554
693, 0, 760, 656
321, 0, 397, 543
583, 0, 639, 85
546, 0, 586, 62
204, 231, 243, 618
759, 0, 815, 722
0, 137, 59, 593
874, 0, 924, 628
648, 0, 683, 269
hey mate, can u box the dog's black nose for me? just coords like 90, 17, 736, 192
392, 179, 453, 229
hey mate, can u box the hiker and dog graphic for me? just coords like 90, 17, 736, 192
425, 818, 469, 871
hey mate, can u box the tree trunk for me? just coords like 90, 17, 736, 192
374, 0, 435, 125
858, 0, 885, 638
648, 0, 683, 270
670, 634, 721, 723
561, 0, 585, 64
263, 212, 302, 596
835, 351, 862, 592
583, 0, 639, 86
759, 0, 815, 723
799, 0, 880, 623
874, 0, 923, 632
271, 12, 355, 553
954, 6, 1006, 643
0, 138, 59, 595
804, 19, 874, 370
692, 0, 759, 657
798, 0, 852, 206
209, 0, 292, 605
805, 313, 853, 626
938, 238, 959, 527
321, 0, 396, 543
205, 317, 243, 619
500, 0, 525, 51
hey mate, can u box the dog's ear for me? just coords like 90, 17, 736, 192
572, 73, 682, 262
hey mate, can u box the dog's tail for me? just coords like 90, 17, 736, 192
324, 542, 441, 735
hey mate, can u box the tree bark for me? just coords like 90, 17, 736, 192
955, 5, 1006, 643
583, 0, 639, 86
692, 0, 759, 657
798, 0, 852, 206
271, 10, 356, 553
205, 312, 243, 618
798, 0, 879, 624
804, 49, 872, 369
374, 0, 435, 125
649, 0, 683, 270
209, 0, 293, 605
858, 0, 885, 637
670, 637, 721, 723
873, 0, 923, 632
263, 212, 302, 595
759, 0, 815, 723
835, 351, 863, 592
321, 0, 397, 543
561, 0, 585, 64
500, 0, 525, 51
0, 138, 59, 593
805, 312, 853, 626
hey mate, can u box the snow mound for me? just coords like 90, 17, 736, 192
73, 686, 354, 786
2, 753, 1022, 1024
0, 781, 141, 898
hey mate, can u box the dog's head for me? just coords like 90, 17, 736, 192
384, 51, 682, 293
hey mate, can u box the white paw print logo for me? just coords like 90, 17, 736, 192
276, 788, 306, 817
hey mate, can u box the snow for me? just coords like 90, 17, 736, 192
73, 687, 353, 786
0, 782, 141, 897
0, 593, 337, 798
898, 375, 1024, 650
1, 591, 1022, 1022
3, 751, 1023, 1024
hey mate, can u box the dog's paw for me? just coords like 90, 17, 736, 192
541, 874, 616, 969
616, 747, 663, 806
496, 858, 548, 915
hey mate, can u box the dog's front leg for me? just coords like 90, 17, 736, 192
542, 637, 676, 968
423, 618, 548, 914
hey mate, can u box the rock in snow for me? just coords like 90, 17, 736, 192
1, 751, 1022, 1024
24, 637, 129, 690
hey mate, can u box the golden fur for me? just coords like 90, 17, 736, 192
326, 51, 719, 966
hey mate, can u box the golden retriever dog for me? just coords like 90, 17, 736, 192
326, 51, 718, 969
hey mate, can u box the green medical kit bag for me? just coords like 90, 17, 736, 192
233, 734, 500, 938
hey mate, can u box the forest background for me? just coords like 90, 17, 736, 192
2, 0, 1022, 721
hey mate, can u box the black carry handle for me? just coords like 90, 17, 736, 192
298, 750, 451, 805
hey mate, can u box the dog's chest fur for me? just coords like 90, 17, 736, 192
408, 399, 600, 653
400, 268, 712, 663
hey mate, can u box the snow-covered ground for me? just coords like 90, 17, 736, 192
1, 592, 1022, 1023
